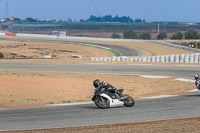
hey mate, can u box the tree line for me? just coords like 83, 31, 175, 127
1, 15, 145, 24
111, 29, 200, 40
81, 15, 145, 23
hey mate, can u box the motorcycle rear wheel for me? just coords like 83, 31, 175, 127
123, 94, 135, 107
94, 96, 110, 109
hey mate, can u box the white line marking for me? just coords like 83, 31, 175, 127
141, 95, 176, 99
48, 102, 93, 107
176, 65, 200, 67
175, 78, 195, 82
186, 89, 199, 92
140, 75, 169, 79
127, 64, 153, 66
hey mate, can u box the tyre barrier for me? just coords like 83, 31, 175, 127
91, 53, 200, 63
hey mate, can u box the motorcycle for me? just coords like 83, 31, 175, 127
197, 80, 200, 90
91, 87, 135, 109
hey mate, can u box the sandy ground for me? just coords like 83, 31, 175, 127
0, 40, 113, 59
0, 71, 194, 108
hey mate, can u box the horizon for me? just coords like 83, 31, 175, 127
2, 15, 199, 23
0, 0, 199, 23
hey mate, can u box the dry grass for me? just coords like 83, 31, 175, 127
0, 40, 113, 59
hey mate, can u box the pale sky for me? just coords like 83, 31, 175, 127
0, 0, 199, 22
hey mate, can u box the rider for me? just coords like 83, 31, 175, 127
93, 79, 126, 100
194, 74, 200, 89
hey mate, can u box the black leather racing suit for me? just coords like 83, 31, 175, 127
195, 78, 200, 88
100, 81, 118, 94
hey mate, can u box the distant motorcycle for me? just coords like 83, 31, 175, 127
91, 87, 135, 109
197, 80, 200, 90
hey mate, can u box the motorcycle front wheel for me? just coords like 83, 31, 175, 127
94, 96, 110, 109
123, 94, 135, 107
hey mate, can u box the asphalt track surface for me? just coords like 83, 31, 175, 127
0, 62, 198, 78
0, 63, 200, 131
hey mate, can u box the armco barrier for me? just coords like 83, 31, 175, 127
91, 53, 200, 63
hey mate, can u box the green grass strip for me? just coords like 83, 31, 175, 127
0, 37, 121, 57
63, 42, 121, 57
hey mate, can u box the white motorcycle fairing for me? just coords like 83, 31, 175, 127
100, 93, 124, 107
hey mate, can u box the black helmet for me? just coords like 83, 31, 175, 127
194, 74, 199, 79
93, 79, 100, 88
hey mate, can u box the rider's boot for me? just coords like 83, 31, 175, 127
119, 95, 128, 101
116, 90, 127, 101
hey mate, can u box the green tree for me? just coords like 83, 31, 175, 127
171, 32, 183, 40
139, 32, 151, 40
123, 30, 137, 39
157, 32, 167, 40
13, 18, 21, 24
0, 52, 4, 58
26, 17, 35, 22
185, 30, 200, 39
111, 33, 121, 39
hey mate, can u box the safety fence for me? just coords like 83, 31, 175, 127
91, 53, 200, 63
